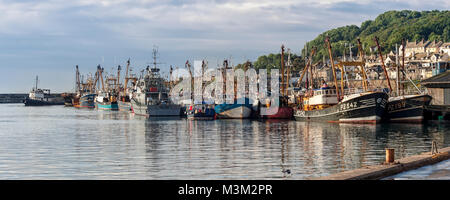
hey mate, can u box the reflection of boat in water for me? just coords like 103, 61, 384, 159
24, 76, 64, 106
131, 48, 181, 117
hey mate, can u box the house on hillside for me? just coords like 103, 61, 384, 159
440, 42, 450, 55
430, 53, 450, 76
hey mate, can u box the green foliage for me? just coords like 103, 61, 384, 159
236, 10, 449, 70
304, 10, 449, 62
252, 53, 304, 73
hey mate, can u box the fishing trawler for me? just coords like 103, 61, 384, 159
24, 76, 64, 106
386, 94, 432, 122
76, 93, 96, 108
294, 87, 388, 123
96, 93, 119, 110
384, 39, 432, 123
72, 65, 96, 109
214, 60, 252, 119
260, 45, 293, 119
294, 37, 388, 123
131, 48, 181, 117
118, 59, 137, 111
185, 60, 216, 120
95, 65, 120, 111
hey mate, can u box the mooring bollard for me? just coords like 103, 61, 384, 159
385, 148, 395, 163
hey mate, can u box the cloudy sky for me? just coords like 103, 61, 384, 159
0, 0, 448, 93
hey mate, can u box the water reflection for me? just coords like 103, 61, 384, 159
0, 104, 449, 179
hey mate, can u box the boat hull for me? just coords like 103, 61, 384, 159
24, 98, 64, 106
385, 94, 432, 123
262, 106, 294, 119
75, 94, 96, 108
131, 98, 181, 117
96, 102, 119, 110
118, 100, 132, 111
215, 104, 252, 119
63, 95, 74, 107
294, 92, 388, 124
187, 107, 215, 120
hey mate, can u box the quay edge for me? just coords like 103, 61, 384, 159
311, 146, 450, 180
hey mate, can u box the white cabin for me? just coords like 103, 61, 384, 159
29, 89, 45, 100
304, 88, 339, 106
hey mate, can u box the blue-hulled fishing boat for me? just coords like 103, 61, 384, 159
95, 94, 119, 110
76, 93, 96, 108
214, 97, 252, 119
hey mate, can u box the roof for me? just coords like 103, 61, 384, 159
421, 70, 450, 88
429, 40, 443, 48
406, 39, 430, 48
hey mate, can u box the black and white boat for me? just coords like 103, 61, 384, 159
294, 88, 388, 123
384, 40, 433, 123
385, 94, 432, 123
24, 76, 64, 106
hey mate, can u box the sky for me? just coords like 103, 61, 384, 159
0, 0, 448, 93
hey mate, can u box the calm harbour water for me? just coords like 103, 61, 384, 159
0, 103, 449, 179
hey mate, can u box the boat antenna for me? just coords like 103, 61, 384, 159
35, 75, 38, 90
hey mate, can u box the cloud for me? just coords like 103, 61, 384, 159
0, 0, 448, 92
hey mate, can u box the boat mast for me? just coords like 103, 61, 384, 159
152, 46, 160, 69
325, 36, 341, 102
117, 65, 121, 95
401, 39, 406, 95
98, 65, 105, 92
281, 45, 286, 97
396, 43, 399, 96
185, 60, 193, 102
297, 48, 315, 88
286, 48, 292, 95
356, 39, 368, 91
169, 65, 173, 91
223, 59, 228, 101
124, 59, 130, 96
309, 50, 314, 91
93, 69, 98, 93
374, 36, 392, 93
201, 60, 208, 103
76, 65, 81, 93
